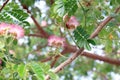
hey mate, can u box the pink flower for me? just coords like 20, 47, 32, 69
0, 23, 10, 34
48, 35, 65, 47
41, 20, 47, 27
9, 24, 24, 39
0, 23, 24, 39
66, 16, 79, 29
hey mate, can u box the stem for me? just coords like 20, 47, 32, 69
66, 28, 79, 48
0, 0, 9, 12
78, 1, 87, 27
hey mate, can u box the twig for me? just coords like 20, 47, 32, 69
50, 49, 67, 68
93, 70, 108, 80
0, 0, 9, 12
82, 52, 120, 66
27, 34, 43, 38
90, 6, 120, 38
41, 57, 52, 62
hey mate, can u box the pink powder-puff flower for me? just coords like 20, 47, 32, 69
66, 16, 79, 30
9, 24, 24, 39
48, 35, 65, 47
0, 23, 10, 35
0, 23, 24, 39
41, 20, 48, 27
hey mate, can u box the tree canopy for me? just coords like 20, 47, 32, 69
0, 0, 120, 80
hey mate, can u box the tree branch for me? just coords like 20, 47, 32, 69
53, 48, 84, 73
45, 48, 84, 80
90, 6, 120, 38
27, 34, 43, 38
50, 49, 68, 68
81, 52, 120, 66
0, 0, 9, 12
21, 5, 49, 38
41, 51, 120, 66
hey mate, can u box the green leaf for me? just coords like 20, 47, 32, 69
84, 43, 91, 50
105, 40, 112, 53
73, 26, 90, 49
87, 39, 96, 45
39, 63, 50, 73
116, 0, 120, 4
64, 0, 78, 16
53, 0, 78, 17
30, 62, 45, 80
0, 2, 30, 28
17, 64, 26, 78
47, 71, 59, 80
13, 39, 18, 45
20, 0, 35, 7
0, 41, 5, 49
13, 64, 18, 71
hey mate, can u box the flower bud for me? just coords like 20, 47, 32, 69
63, 14, 70, 23
66, 16, 79, 30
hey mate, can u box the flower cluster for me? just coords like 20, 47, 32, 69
0, 23, 24, 39
63, 15, 79, 30
48, 35, 65, 47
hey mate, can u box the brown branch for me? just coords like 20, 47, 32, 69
90, 6, 120, 38
21, 5, 49, 38
0, 0, 9, 12
45, 6, 120, 80
45, 48, 84, 80
27, 34, 43, 38
50, 0, 54, 5
50, 49, 67, 68
54, 48, 84, 73
41, 57, 52, 62
42, 50, 120, 65
50, 55, 59, 68
31, 15, 49, 38
82, 52, 120, 66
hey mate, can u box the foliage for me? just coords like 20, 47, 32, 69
0, 2, 30, 34
50, 0, 78, 22
0, 0, 120, 80
73, 26, 95, 50
53, 0, 78, 17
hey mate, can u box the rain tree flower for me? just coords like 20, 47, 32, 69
48, 35, 65, 47
41, 20, 48, 27
66, 16, 79, 30
0, 23, 24, 39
